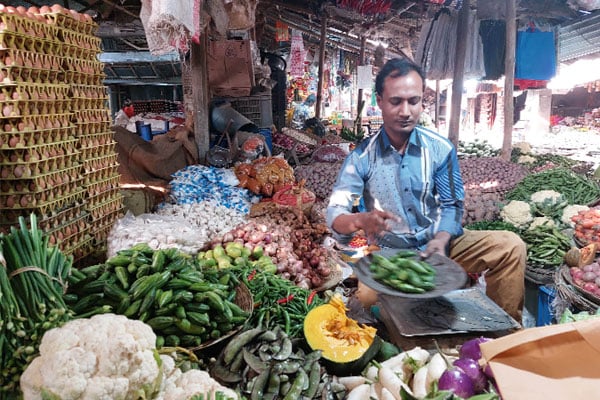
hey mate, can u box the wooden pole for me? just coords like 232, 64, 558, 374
315, 16, 327, 119
357, 36, 366, 124
502, 0, 517, 160
190, 34, 210, 163
447, 0, 470, 147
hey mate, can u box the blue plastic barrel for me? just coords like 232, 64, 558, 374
135, 120, 145, 135
140, 124, 153, 141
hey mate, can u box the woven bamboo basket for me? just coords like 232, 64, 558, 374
554, 265, 600, 316
525, 264, 558, 285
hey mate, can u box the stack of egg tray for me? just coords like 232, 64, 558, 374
52, 15, 124, 252
0, 9, 114, 261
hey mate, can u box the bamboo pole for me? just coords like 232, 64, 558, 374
316, 16, 327, 119
502, 0, 517, 160
357, 36, 366, 124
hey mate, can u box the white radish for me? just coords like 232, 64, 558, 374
425, 352, 448, 391
381, 386, 398, 400
338, 376, 369, 391
365, 364, 380, 381
402, 347, 431, 378
346, 383, 371, 400
379, 366, 412, 400
411, 366, 429, 399
369, 382, 381, 399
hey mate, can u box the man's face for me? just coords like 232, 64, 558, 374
376, 71, 424, 138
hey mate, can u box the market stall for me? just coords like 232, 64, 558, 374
5, 1, 600, 400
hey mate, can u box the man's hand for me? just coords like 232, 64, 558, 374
359, 210, 401, 244
421, 231, 452, 258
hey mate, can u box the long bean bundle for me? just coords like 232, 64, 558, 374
0, 214, 73, 395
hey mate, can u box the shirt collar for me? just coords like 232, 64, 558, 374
380, 126, 422, 153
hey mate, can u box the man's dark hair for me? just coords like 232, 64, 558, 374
375, 58, 426, 96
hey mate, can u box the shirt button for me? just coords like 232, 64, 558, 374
404, 188, 409, 192
401, 165, 405, 168
407, 208, 412, 212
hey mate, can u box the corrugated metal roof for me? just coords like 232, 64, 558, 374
558, 11, 600, 62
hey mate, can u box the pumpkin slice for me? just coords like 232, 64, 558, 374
564, 243, 598, 268
303, 294, 381, 376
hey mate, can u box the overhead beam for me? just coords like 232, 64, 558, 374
98, 51, 180, 64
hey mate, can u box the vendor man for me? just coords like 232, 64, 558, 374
326, 58, 526, 322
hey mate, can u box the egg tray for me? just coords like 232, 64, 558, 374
78, 131, 114, 148
70, 236, 95, 262
84, 173, 120, 198
0, 152, 80, 180
59, 30, 101, 52
0, 165, 82, 194
82, 165, 120, 185
90, 209, 124, 235
46, 213, 91, 248
79, 141, 116, 160
0, 81, 70, 101
54, 230, 94, 257
63, 57, 104, 74
0, 187, 86, 215
0, 65, 61, 85
82, 153, 118, 175
0, 177, 85, 209
92, 219, 121, 244
71, 97, 108, 110
42, 12, 98, 35
0, 166, 77, 194
0, 48, 63, 71
62, 70, 104, 86
0, 137, 78, 162
37, 202, 87, 232
0, 30, 61, 55
0, 112, 73, 132
88, 195, 124, 221
0, 127, 75, 148
87, 186, 122, 207
0, 12, 61, 40
73, 108, 111, 124
74, 122, 112, 137
71, 84, 108, 99
0, 99, 72, 118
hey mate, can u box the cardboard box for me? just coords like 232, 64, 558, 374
207, 39, 254, 97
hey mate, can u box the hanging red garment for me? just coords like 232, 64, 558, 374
275, 21, 289, 42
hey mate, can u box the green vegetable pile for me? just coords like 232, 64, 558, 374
457, 139, 500, 158
464, 220, 521, 233
369, 250, 436, 294
65, 244, 250, 349
210, 326, 345, 400
505, 167, 600, 205
0, 214, 73, 395
236, 267, 324, 338
520, 225, 572, 268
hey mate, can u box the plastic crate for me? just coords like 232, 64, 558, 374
536, 285, 556, 326
223, 92, 273, 128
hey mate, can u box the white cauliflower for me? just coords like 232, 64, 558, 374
21, 314, 239, 400
513, 141, 532, 154
561, 204, 590, 227
20, 314, 162, 400
528, 217, 555, 230
530, 190, 563, 205
500, 200, 533, 229
517, 155, 536, 164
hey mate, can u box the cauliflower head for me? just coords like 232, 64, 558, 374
528, 217, 555, 230
530, 190, 564, 205
500, 200, 533, 228
20, 313, 162, 400
561, 205, 590, 227
156, 354, 238, 400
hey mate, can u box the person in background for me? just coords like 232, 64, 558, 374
291, 94, 316, 129
326, 57, 526, 323
122, 99, 135, 118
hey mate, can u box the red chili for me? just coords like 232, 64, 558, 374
277, 294, 294, 304
306, 290, 317, 305
247, 269, 257, 281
